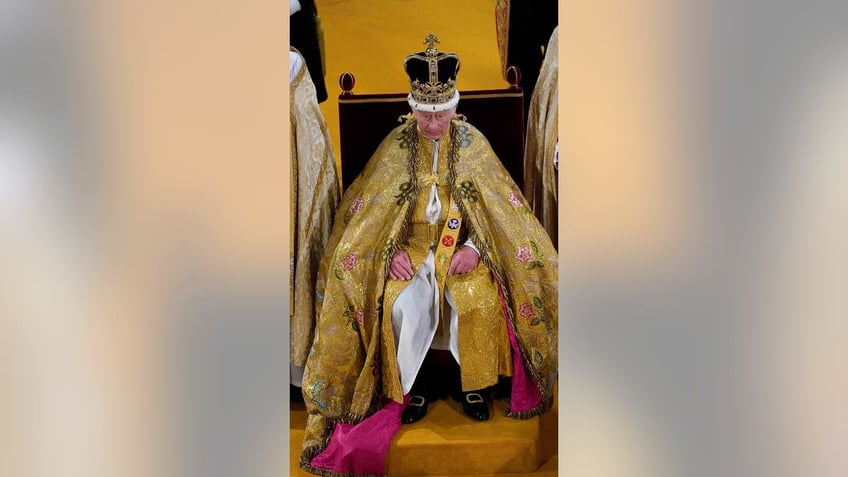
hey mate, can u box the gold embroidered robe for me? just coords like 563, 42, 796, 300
300, 117, 558, 462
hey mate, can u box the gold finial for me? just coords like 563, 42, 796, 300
424, 33, 440, 57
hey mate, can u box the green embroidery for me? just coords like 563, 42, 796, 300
533, 350, 544, 366
342, 306, 354, 330
459, 180, 479, 203
529, 295, 549, 326
395, 181, 414, 205
396, 119, 414, 150
343, 305, 361, 332
526, 240, 545, 269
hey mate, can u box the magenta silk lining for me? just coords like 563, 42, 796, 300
309, 280, 544, 476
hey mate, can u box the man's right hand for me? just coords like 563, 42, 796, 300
389, 249, 415, 281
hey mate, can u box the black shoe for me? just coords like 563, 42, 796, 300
460, 392, 489, 421
402, 395, 429, 424
290, 384, 305, 403
491, 377, 511, 403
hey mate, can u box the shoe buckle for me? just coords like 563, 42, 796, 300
465, 392, 485, 404
409, 395, 427, 407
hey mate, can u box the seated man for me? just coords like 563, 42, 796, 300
300, 34, 558, 477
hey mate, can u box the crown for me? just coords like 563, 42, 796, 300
404, 33, 461, 112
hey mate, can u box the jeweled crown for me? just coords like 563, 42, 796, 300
404, 33, 461, 111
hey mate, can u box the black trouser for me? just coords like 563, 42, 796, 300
409, 349, 462, 401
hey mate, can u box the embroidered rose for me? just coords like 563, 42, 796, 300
355, 309, 365, 326
349, 197, 363, 215
340, 252, 358, 271
441, 235, 455, 247
516, 246, 532, 264
509, 192, 523, 208
519, 302, 536, 319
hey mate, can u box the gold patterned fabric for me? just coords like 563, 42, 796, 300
300, 116, 557, 464
523, 27, 559, 245
290, 48, 340, 369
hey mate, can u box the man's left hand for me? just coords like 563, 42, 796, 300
448, 246, 479, 275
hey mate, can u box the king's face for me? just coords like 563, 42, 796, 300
413, 109, 453, 140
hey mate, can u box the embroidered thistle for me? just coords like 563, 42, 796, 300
508, 192, 523, 208
395, 181, 414, 205
459, 180, 479, 203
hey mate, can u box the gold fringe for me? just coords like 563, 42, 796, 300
384, 118, 420, 279
300, 443, 385, 477
298, 411, 386, 477
504, 394, 554, 420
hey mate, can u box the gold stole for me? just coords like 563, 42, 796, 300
433, 196, 462, 290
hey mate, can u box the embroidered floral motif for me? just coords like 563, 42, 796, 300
340, 252, 358, 271
459, 180, 479, 203
524, 295, 549, 326
456, 123, 472, 147
395, 181, 414, 205
343, 306, 364, 331
441, 235, 455, 247
349, 197, 363, 214
308, 380, 329, 410
516, 241, 546, 269
343, 197, 364, 224
509, 192, 523, 208
519, 302, 535, 319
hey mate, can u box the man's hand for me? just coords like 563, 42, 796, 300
389, 249, 415, 280
448, 246, 479, 275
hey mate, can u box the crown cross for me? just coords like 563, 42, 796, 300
424, 33, 440, 57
